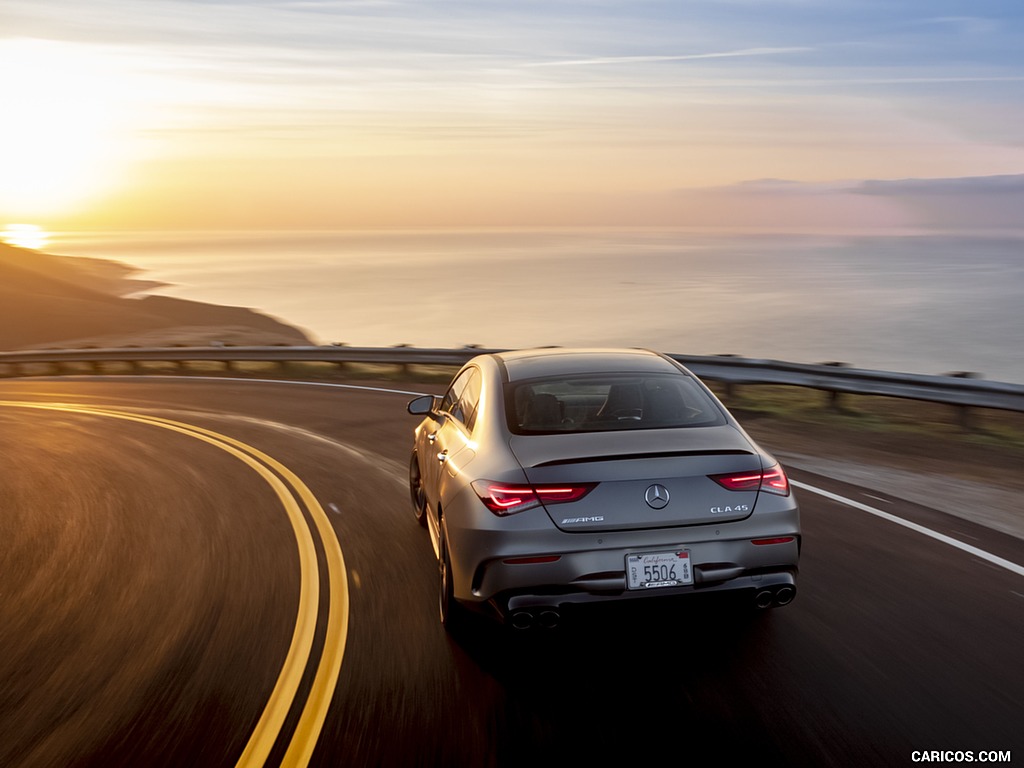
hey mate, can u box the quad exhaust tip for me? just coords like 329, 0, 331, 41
537, 610, 561, 629
510, 608, 561, 630
512, 589, 795, 627
510, 611, 534, 630
774, 585, 796, 606
754, 585, 797, 609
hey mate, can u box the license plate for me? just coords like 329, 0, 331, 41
626, 550, 692, 590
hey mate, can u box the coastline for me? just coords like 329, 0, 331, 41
0, 241, 314, 350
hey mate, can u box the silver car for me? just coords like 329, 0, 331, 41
407, 348, 800, 631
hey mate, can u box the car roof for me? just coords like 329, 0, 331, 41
492, 347, 683, 381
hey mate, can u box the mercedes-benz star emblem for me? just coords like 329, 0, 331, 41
644, 484, 670, 509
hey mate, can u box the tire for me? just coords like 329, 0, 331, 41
438, 529, 467, 633
409, 452, 427, 528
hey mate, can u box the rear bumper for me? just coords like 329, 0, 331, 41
443, 490, 801, 626
470, 568, 798, 626
457, 528, 800, 598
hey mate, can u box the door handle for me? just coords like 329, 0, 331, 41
437, 450, 448, 463
427, 431, 438, 443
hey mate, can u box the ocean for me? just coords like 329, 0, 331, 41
50, 228, 1024, 384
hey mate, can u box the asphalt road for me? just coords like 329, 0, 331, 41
1, 377, 1021, 768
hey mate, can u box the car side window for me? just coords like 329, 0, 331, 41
441, 368, 473, 426
458, 369, 483, 433
441, 371, 468, 415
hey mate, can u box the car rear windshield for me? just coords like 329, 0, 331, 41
506, 373, 726, 434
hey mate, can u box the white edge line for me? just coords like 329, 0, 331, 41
12, 374, 431, 397
792, 480, 1024, 579
130, 375, 431, 398
212, 377, 432, 397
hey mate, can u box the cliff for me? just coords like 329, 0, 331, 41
0, 243, 314, 349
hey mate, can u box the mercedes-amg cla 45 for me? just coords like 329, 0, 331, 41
407, 348, 800, 631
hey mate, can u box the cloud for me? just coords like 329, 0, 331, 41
851, 175, 1024, 229
917, 16, 999, 36
524, 46, 813, 68
728, 178, 858, 195
694, 174, 1024, 198
655, 174, 1024, 232
855, 174, 1024, 196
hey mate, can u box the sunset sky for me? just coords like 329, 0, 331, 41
2, 0, 1023, 231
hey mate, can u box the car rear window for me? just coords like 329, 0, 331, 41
506, 373, 726, 434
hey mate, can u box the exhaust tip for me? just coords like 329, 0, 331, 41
510, 611, 534, 630
774, 586, 796, 606
754, 589, 774, 609
537, 609, 561, 630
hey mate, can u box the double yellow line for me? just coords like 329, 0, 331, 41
0, 401, 349, 767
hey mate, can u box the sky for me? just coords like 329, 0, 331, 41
1, 0, 1023, 232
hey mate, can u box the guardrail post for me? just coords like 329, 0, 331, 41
946, 372, 981, 431
707, 354, 742, 400
329, 343, 350, 374
956, 406, 976, 431
394, 343, 413, 375
821, 362, 851, 411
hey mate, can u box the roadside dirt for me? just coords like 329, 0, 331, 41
733, 406, 1024, 539
739, 412, 1023, 488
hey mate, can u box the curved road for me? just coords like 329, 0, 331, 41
0, 377, 1021, 767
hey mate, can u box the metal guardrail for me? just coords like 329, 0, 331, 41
2, 345, 1023, 417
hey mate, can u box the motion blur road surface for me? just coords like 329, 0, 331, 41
1, 378, 1021, 767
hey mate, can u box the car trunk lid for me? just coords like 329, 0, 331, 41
509, 427, 764, 533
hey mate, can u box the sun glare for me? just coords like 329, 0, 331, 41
0, 39, 139, 218
2, 224, 50, 250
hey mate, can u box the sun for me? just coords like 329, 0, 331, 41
2, 224, 50, 250
0, 39, 138, 218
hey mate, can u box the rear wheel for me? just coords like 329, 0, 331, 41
409, 452, 427, 528
438, 528, 467, 632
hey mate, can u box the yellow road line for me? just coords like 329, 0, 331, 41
276, 460, 348, 768
97, 408, 351, 767
0, 401, 349, 767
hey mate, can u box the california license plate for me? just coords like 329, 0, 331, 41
626, 550, 692, 590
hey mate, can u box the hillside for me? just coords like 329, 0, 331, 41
0, 243, 314, 349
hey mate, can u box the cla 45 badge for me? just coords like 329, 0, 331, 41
710, 504, 750, 514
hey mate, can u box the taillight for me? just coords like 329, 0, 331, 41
709, 463, 790, 496
760, 465, 790, 495
471, 480, 597, 516
710, 471, 762, 492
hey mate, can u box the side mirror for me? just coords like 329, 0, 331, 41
407, 394, 439, 416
